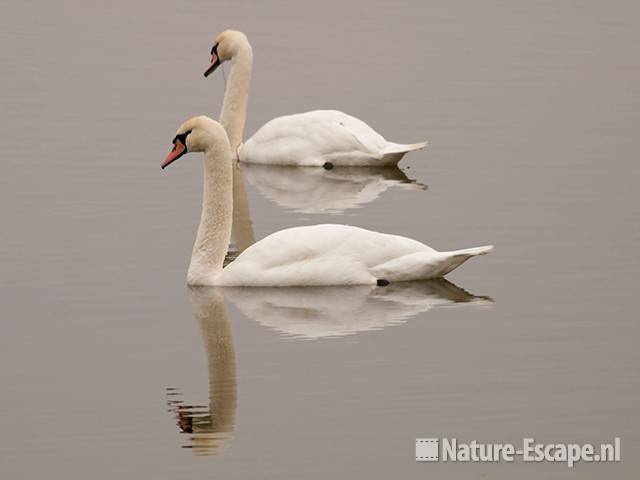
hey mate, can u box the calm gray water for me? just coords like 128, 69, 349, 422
1, 0, 638, 478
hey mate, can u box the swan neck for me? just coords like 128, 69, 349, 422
219, 44, 252, 155
188, 148, 233, 285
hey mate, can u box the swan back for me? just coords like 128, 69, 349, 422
240, 110, 390, 166
219, 224, 432, 286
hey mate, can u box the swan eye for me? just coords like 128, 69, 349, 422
210, 42, 219, 55
172, 130, 192, 146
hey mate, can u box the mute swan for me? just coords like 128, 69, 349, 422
204, 30, 428, 167
161, 116, 492, 286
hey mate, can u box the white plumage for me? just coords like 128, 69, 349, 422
207, 31, 427, 167
220, 224, 492, 286
239, 110, 427, 167
161, 117, 491, 287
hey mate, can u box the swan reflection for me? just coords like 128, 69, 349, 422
230, 161, 255, 252
223, 279, 492, 340
167, 287, 237, 455
165, 280, 491, 452
242, 163, 426, 214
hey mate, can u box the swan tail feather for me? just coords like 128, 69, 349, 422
371, 245, 493, 282
383, 141, 429, 154
435, 245, 494, 277
444, 245, 494, 258
379, 141, 428, 165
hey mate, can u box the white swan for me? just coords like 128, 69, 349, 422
161, 116, 492, 287
204, 30, 428, 167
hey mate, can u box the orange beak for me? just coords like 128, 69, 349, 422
161, 140, 187, 169
204, 53, 220, 77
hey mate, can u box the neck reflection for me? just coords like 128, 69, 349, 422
167, 287, 237, 455
230, 159, 255, 253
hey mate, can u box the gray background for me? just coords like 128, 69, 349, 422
1, 0, 638, 478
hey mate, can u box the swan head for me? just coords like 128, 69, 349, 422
204, 30, 250, 77
161, 116, 230, 169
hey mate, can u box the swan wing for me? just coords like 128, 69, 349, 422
240, 110, 391, 166
371, 245, 494, 281
219, 224, 436, 286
